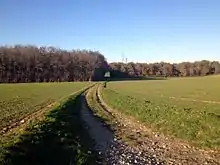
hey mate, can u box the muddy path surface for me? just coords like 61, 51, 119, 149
81, 93, 162, 164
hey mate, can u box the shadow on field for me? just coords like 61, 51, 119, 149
2, 94, 100, 165
110, 77, 167, 81
109, 70, 167, 81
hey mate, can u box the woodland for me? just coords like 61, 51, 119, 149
0, 45, 220, 83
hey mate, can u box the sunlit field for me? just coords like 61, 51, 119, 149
102, 76, 220, 149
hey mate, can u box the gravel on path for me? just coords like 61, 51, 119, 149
80, 94, 164, 165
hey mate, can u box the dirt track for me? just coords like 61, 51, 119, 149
82, 85, 220, 165
81, 92, 162, 164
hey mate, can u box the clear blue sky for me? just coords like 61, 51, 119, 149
1, 0, 220, 63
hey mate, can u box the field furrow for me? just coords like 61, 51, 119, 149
0, 82, 91, 130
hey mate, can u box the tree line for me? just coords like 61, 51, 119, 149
1, 45, 219, 83
109, 60, 220, 78
0, 45, 108, 83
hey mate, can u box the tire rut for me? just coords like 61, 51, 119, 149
80, 90, 163, 165
0, 102, 56, 136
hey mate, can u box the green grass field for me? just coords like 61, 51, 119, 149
102, 76, 220, 149
0, 82, 91, 130
0, 88, 98, 165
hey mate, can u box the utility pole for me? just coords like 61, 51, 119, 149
122, 52, 124, 63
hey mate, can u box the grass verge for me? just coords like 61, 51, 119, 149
85, 85, 115, 128
86, 84, 142, 147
